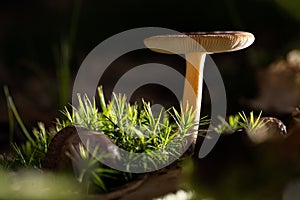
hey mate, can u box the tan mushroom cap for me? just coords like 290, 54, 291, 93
144, 31, 255, 54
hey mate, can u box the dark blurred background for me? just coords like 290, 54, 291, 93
1, 0, 300, 123
0, 0, 299, 142
1, 0, 300, 199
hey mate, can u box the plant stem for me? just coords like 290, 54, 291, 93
57, 0, 81, 107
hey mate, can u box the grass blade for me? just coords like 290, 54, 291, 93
4, 86, 34, 144
3, 86, 14, 143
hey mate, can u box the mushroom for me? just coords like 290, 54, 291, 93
144, 31, 255, 153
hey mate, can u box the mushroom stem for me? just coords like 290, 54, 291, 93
183, 52, 206, 153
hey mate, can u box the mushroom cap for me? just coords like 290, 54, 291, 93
144, 31, 255, 54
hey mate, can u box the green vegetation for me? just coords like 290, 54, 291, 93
57, 86, 209, 172
214, 111, 266, 134
67, 140, 121, 193
214, 114, 241, 134
1, 86, 209, 195
238, 111, 266, 134
2, 85, 270, 197
3, 86, 56, 169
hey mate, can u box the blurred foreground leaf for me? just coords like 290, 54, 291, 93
0, 170, 81, 200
